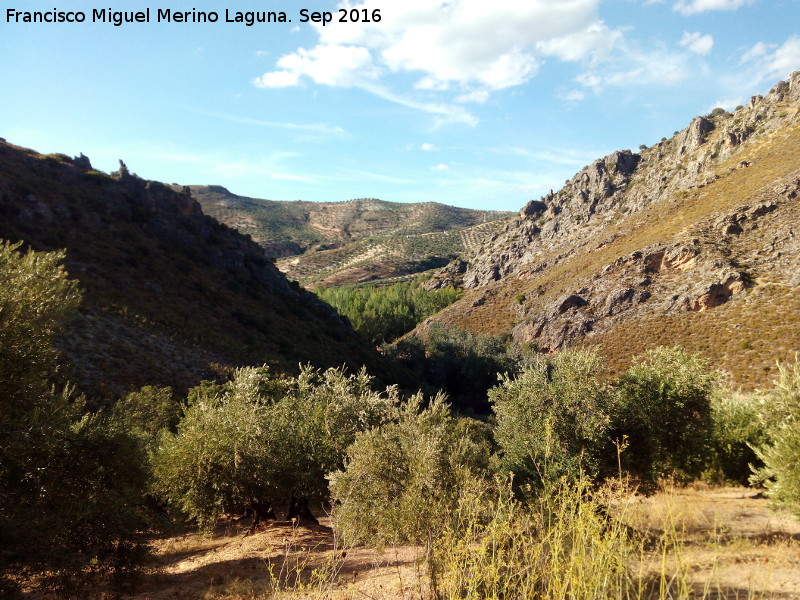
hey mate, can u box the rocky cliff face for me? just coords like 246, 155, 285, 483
421, 71, 800, 388
0, 141, 381, 396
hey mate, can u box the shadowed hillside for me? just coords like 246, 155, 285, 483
0, 141, 383, 397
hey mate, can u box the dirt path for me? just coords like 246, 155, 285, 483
126, 518, 425, 600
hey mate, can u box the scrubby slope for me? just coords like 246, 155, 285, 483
421, 72, 800, 389
0, 142, 382, 397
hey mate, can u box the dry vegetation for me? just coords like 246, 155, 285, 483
99, 485, 800, 600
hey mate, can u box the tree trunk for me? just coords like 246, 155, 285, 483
287, 496, 319, 525
247, 500, 276, 534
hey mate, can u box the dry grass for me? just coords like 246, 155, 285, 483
104, 485, 800, 600
625, 484, 800, 599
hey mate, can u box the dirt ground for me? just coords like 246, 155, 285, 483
109, 486, 800, 599
626, 484, 800, 600
125, 517, 426, 600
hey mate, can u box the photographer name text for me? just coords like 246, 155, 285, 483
5, 7, 382, 27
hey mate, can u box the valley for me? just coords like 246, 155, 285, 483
2, 71, 800, 600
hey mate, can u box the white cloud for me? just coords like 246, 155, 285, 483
270, 44, 378, 87
183, 108, 350, 138
536, 21, 622, 63
559, 89, 586, 102
432, 163, 450, 171
740, 41, 770, 64
361, 82, 480, 127
711, 35, 799, 114
574, 43, 690, 93
253, 1, 624, 116
738, 36, 800, 82
420, 143, 438, 151
673, 0, 754, 15
253, 70, 302, 88
765, 36, 800, 79
455, 89, 491, 103
678, 31, 714, 55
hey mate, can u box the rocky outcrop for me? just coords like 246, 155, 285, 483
421, 71, 800, 370
462, 149, 642, 288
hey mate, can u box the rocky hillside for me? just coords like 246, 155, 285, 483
421, 72, 800, 389
0, 141, 382, 397
183, 185, 512, 287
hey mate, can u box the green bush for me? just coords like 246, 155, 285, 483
490, 348, 611, 491
612, 346, 715, 483
705, 391, 767, 484
328, 394, 492, 546
0, 241, 148, 592
153, 365, 396, 529
111, 385, 179, 436
750, 357, 800, 515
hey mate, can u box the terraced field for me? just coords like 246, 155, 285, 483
181, 185, 513, 286
277, 219, 508, 287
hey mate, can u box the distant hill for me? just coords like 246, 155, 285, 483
181, 185, 513, 287
419, 71, 800, 389
0, 142, 384, 397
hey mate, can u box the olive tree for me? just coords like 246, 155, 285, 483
612, 346, 715, 482
0, 241, 148, 593
750, 357, 800, 515
328, 394, 493, 546
153, 365, 396, 530
490, 348, 611, 491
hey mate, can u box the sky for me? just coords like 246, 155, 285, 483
1, 0, 798, 211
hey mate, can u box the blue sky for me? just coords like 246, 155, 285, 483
1, 0, 798, 211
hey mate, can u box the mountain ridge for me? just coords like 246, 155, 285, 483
182, 184, 513, 287
419, 71, 800, 389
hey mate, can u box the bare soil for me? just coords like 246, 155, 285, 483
78, 486, 800, 599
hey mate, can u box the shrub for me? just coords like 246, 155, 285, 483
328, 394, 492, 546
111, 385, 179, 436
490, 348, 611, 491
612, 347, 715, 483
153, 365, 396, 529
705, 391, 767, 484
750, 357, 800, 515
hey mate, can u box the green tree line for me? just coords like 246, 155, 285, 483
315, 281, 461, 344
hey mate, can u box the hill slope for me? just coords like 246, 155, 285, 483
0, 142, 382, 397
184, 185, 512, 286
420, 72, 800, 389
